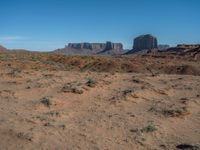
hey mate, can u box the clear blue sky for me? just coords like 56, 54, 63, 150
0, 0, 199, 51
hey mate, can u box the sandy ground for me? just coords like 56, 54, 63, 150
0, 66, 199, 149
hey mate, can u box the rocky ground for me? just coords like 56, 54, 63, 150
0, 52, 200, 150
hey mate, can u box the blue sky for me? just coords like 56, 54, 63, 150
0, 0, 199, 51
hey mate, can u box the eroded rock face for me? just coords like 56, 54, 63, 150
67, 42, 123, 51
104, 42, 123, 51
133, 34, 158, 50
165, 44, 200, 59
55, 42, 124, 55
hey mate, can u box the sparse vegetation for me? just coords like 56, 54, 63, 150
141, 125, 157, 133
62, 82, 84, 94
162, 107, 189, 117
8, 68, 22, 77
0, 52, 199, 150
17, 132, 33, 141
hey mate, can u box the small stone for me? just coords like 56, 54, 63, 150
40, 97, 52, 107
86, 79, 97, 87
176, 144, 199, 150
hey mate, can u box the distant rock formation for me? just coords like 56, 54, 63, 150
125, 34, 158, 54
67, 42, 123, 51
158, 44, 170, 50
158, 44, 200, 60
133, 34, 158, 50
0, 45, 31, 53
67, 43, 105, 50
177, 44, 200, 49
165, 44, 200, 53
54, 42, 124, 55
104, 42, 123, 51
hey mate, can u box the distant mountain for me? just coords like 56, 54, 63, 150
10, 49, 30, 52
0, 45, 32, 53
54, 42, 124, 55
0, 45, 8, 52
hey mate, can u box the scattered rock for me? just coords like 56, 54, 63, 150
17, 132, 33, 141
45, 111, 60, 117
26, 86, 31, 89
130, 129, 139, 133
162, 107, 190, 117
40, 97, 52, 107
59, 124, 66, 130
176, 144, 200, 150
44, 122, 52, 127
180, 98, 189, 104
62, 83, 84, 94
123, 89, 133, 96
86, 78, 97, 87
7, 68, 22, 77
72, 87, 83, 94
132, 79, 142, 84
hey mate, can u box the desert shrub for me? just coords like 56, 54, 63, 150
141, 125, 157, 133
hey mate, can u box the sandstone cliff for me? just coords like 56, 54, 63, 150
54, 42, 124, 55
133, 34, 158, 50
126, 34, 158, 54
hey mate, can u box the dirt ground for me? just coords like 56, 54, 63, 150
0, 52, 199, 150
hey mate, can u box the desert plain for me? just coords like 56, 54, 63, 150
0, 52, 199, 150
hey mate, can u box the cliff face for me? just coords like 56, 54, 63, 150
67, 42, 123, 51
67, 43, 106, 50
55, 42, 124, 55
104, 42, 123, 51
125, 34, 158, 54
133, 34, 158, 50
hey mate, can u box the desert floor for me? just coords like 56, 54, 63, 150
0, 53, 200, 150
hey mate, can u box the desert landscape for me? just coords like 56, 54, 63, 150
1, 0, 200, 149
0, 46, 200, 149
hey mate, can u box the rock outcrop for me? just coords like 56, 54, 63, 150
54, 42, 124, 55
165, 44, 200, 54
126, 34, 158, 54
156, 44, 200, 61
133, 34, 158, 50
